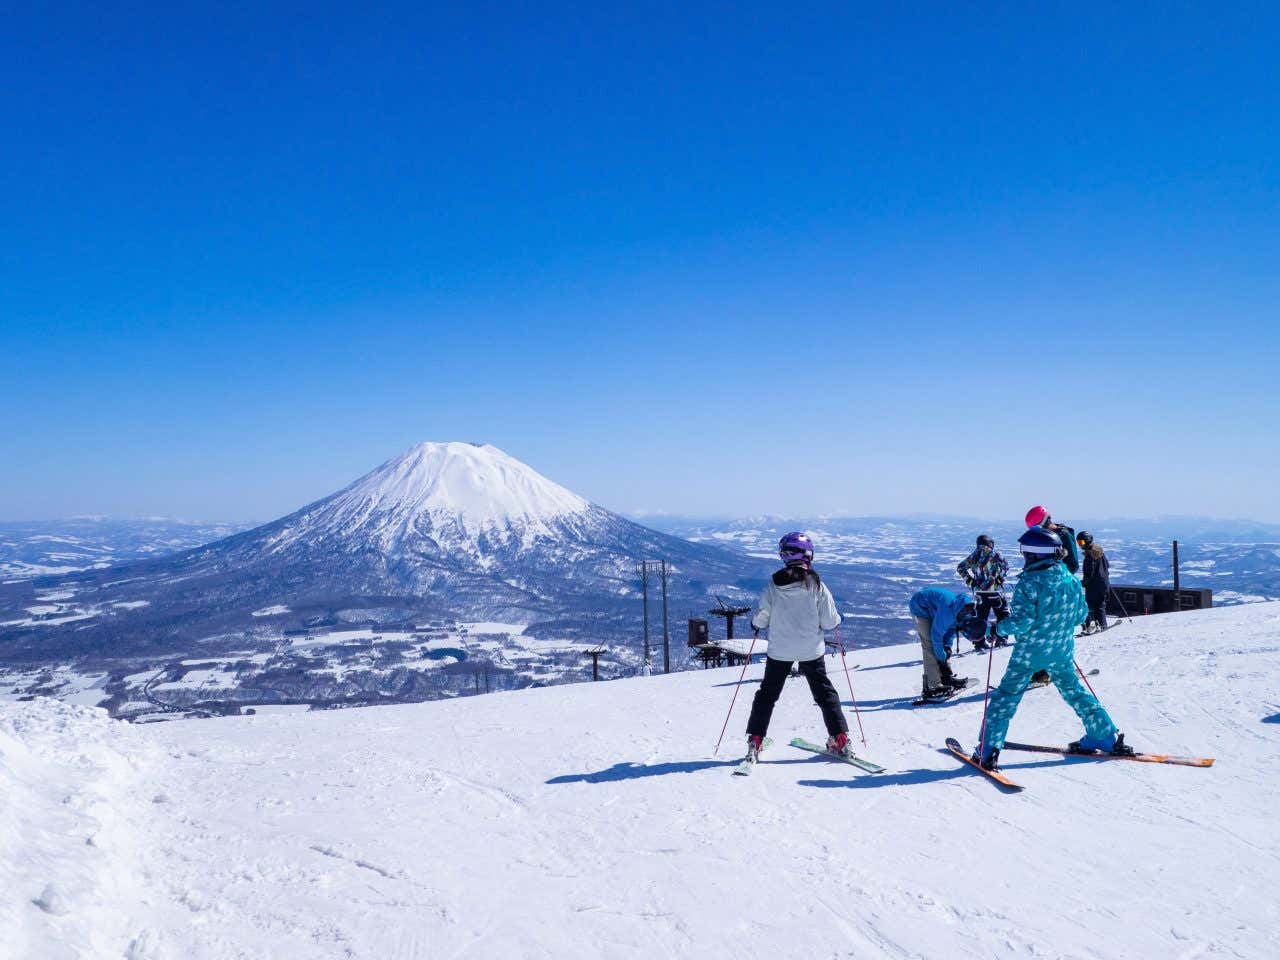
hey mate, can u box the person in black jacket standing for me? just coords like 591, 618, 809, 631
1077, 531, 1110, 632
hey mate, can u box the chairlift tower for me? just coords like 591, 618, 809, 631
708, 596, 751, 641
582, 643, 605, 681
638, 560, 671, 674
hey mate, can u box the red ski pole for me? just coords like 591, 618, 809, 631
713, 631, 759, 756
835, 628, 868, 746
1075, 659, 1099, 699
977, 632, 998, 764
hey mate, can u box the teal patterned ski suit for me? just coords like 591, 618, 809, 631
979, 558, 1118, 751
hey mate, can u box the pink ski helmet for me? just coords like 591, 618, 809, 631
1025, 505, 1050, 528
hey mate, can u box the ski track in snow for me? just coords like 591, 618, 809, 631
5, 602, 1280, 958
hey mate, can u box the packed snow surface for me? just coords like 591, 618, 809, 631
6, 602, 1280, 959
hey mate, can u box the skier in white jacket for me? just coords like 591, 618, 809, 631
744, 532, 850, 761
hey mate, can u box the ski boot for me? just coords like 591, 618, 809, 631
938, 661, 965, 688
919, 682, 953, 702
1110, 733, 1135, 756
745, 734, 764, 762
940, 663, 970, 690
1067, 732, 1136, 756
970, 745, 1001, 770
972, 637, 989, 654
826, 731, 854, 759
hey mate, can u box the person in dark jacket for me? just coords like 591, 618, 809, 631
1077, 530, 1110, 632
956, 534, 1010, 652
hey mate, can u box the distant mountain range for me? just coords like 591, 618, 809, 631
640, 514, 1280, 606
0, 517, 257, 579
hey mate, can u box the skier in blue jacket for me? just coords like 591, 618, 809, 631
908, 587, 975, 701
971, 526, 1135, 770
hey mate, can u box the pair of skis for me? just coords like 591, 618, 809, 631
945, 737, 1216, 791
733, 737, 885, 776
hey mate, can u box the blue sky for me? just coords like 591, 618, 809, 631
2, 3, 1277, 522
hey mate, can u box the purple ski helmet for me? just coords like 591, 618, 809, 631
778, 531, 815, 567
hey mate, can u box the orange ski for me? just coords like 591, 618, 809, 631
1002, 742, 1214, 767
945, 737, 1024, 791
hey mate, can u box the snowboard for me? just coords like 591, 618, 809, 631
913, 676, 976, 706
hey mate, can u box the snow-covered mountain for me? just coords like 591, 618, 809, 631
6, 601, 1278, 958
0, 444, 767, 708
240, 441, 722, 598
288, 441, 593, 549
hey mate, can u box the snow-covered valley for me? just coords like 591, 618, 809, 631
5, 601, 1279, 959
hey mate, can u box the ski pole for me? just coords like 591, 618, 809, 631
977, 629, 998, 764
1109, 585, 1133, 624
713, 630, 759, 756
1074, 659, 1099, 699
834, 628, 868, 746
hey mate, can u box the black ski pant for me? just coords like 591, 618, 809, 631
974, 591, 1010, 638
1085, 580, 1109, 630
746, 655, 848, 739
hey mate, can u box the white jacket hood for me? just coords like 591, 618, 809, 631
750, 572, 841, 662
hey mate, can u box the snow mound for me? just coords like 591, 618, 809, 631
1, 700, 155, 958
6, 602, 1280, 958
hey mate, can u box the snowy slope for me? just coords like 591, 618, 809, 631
6, 602, 1280, 959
